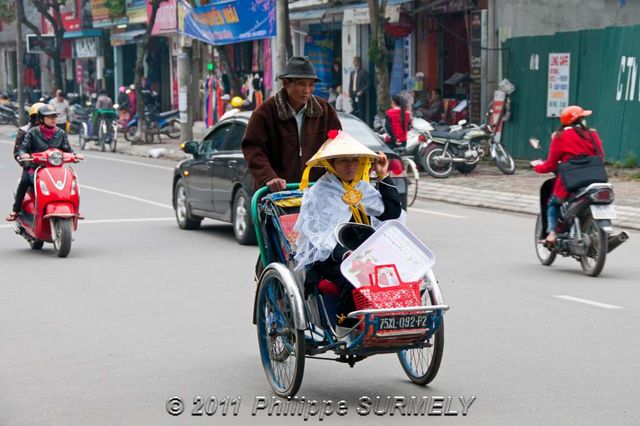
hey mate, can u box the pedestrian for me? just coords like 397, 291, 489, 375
348, 56, 368, 122
6, 105, 82, 222
48, 89, 70, 132
425, 89, 444, 123
334, 86, 352, 114
384, 94, 412, 149
241, 56, 342, 192
530, 105, 605, 246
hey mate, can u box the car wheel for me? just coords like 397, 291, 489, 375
174, 179, 202, 230
233, 188, 257, 245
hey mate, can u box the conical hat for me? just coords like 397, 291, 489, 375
306, 130, 379, 167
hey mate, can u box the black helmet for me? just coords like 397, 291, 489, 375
38, 104, 59, 121
278, 56, 320, 81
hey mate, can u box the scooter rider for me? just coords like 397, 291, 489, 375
13, 102, 45, 165
530, 105, 605, 245
5, 104, 83, 222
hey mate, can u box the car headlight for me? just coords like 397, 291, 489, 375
48, 151, 63, 166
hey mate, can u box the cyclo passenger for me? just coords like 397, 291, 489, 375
293, 130, 404, 328
5, 104, 82, 222
530, 105, 605, 246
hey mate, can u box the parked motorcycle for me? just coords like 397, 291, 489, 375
419, 118, 516, 178
124, 109, 180, 143
0, 103, 20, 126
530, 138, 628, 277
11, 149, 82, 258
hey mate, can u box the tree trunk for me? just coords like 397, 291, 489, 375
368, 0, 390, 117
53, 35, 64, 92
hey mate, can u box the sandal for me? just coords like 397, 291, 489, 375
5, 212, 18, 221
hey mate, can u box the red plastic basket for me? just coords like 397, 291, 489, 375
352, 264, 422, 311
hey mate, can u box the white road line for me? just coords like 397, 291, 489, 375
409, 207, 465, 218
0, 217, 175, 229
553, 295, 623, 310
80, 154, 175, 171
82, 185, 173, 209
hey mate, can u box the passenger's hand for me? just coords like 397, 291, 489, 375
374, 151, 389, 179
530, 159, 543, 168
266, 177, 287, 192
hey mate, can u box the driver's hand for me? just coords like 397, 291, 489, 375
266, 177, 286, 192
75, 154, 84, 161
530, 159, 543, 168
19, 153, 30, 160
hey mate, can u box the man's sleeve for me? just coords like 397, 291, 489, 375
60, 133, 74, 153
241, 111, 278, 187
360, 70, 369, 93
375, 176, 403, 220
534, 136, 562, 174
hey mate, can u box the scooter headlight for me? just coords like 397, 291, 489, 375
48, 151, 63, 166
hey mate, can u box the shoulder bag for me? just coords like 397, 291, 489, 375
557, 130, 608, 192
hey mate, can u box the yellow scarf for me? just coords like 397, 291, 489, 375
300, 158, 372, 225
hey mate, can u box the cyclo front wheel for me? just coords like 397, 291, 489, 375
404, 158, 419, 207
397, 286, 444, 385
256, 267, 305, 397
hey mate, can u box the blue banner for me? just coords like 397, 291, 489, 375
304, 34, 333, 99
180, 0, 276, 46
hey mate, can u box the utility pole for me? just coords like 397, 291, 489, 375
276, 0, 287, 85
16, 0, 26, 125
178, 35, 193, 141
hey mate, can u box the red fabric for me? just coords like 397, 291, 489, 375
318, 279, 340, 296
534, 128, 605, 199
39, 124, 56, 140
385, 107, 411, 142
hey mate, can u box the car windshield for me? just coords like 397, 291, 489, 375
338, 114, 391, 153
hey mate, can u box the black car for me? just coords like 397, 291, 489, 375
172, 112, 408, 244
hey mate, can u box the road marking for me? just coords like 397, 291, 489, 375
553, 295, 623, 310
80, 154, 175, 171
82, 185, 173, 209
409, 207, 465, 218
0, 217, 175, 229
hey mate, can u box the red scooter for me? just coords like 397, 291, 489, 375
12, 148, 82, 257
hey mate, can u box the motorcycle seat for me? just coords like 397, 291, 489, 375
430, 128, 469, 140
158, 110, 178, 119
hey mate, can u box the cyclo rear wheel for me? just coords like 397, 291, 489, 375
404, 158, 419, 207
256, 267, 305, 397
397, 284, 444, 385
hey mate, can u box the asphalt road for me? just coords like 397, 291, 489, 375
1, 134, 638, 425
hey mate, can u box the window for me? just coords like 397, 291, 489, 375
199, 124, 232, 156
221, 123, 246, 151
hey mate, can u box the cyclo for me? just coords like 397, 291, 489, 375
251, 184, 449, 397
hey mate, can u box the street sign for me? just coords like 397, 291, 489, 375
26, 34, 56, 54
76, 63, 84, 84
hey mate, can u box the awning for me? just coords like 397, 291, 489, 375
63, 29, 102, 39
110, 29, 146, 46
290, 0, 413, 22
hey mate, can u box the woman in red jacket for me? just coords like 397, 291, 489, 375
384, 94, 412, 149
531, 105, 605, 245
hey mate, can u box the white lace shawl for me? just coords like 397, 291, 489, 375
294, 173, 385, 270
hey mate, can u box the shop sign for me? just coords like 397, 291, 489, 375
343, 5, 402, 25
426, 0, 474, 14
384, 12, 414, 38
41, 0, 81, 33
76, 63, 83, 84
127, 0, 148, 24
180, 0, 275, 46
547, 53, 570, 117
148, 0, 177, 35
26, 34, 56, 54
75, 38, 98, 58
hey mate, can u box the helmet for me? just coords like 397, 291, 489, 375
29, 102, 46, 117
231, 96, 244, 108
560, 105, 592, 126
38, 104, 59, 120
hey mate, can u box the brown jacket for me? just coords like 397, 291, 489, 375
242, 88, 342, 189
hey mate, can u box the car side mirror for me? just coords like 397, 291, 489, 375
180, 141, 199, 156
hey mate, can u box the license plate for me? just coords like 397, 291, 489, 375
378, 314, 428, 332
590, 204, 616, 220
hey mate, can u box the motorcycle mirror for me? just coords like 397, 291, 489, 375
457, 119, 467, 126
529, 138, 541, 149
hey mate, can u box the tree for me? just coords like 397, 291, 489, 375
368, 0, 390, 117
6, 0, 70, 92
133, 0, 168, 143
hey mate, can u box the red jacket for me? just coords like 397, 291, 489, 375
385, 107, 411, 143
534, 127, 604, 199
